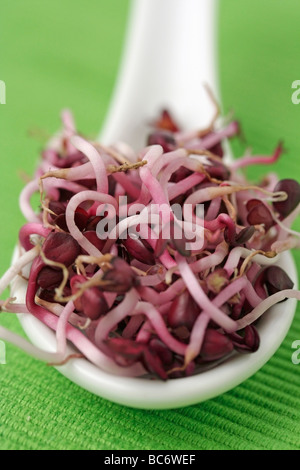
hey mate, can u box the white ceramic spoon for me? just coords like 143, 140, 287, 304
99, 0, 218, 149
13, 0, 298, 409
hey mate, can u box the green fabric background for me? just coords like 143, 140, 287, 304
0, 0, 300, 450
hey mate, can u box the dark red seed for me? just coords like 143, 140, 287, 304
244, 325, 260, 352
273, 179, 300, 218
209, 141, 224, 158
231, 300, 245, 321
104, 337, 145, 367
54, 151, 86, 168
168, 290, 199, 331
142, 348, 168, 381
48, 201, 66, 219
246, 200, 273, 231
52, 213, 68, 231
246, 199, 261, 212
149, 338, 173, 366
102, 257, 139, 293
53, 208, 89, 232
254, 265, 294, 300
38, 288, 56, 303
71, 207, 89, 231
225, 225, 255, 247
205, 159, 230, 180
86, 215, 103, 231
185, 361, 196, 377
253, 269, 269, 299
235, 226, 255, 245
200, 329, 234, 361
169, 167, 192, 183
36, 266, 63, 289
83, 231, 106, 252
70, 274, 86, 312
147, 131, 176, 153
42, 232, 81, 266
122, 236, 155, 265
228, 325, 260, 353
172, 325, 190, 341
264, 265, 294, 296
58, 188, 76, 202
81, 287, 109, 320
224, 226, 236, 246
74, 178, 96, 189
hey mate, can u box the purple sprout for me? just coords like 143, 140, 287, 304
0, 108, 299, 380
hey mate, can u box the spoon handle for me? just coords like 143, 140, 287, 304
100, 0, 218, 149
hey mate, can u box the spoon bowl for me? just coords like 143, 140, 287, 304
10, 0, 299, 408
12, 247, 297, 409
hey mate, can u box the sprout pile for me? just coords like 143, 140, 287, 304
0, 107, 300, 380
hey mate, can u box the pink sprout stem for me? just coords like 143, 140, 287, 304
133, 302, 186, 355
168, 173, 206, 201
232, 289, 300, 332
223, 247, 280, 277
55, 300, 76, 356
70, 135, 108, 194
94, 289, 140, 345
231, 143, 283, 171
65, 190, 118, 256
176, 253, 237, 332
19, 223, 51, 251
185, 276, 253, 361
0, 246, 39, 296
